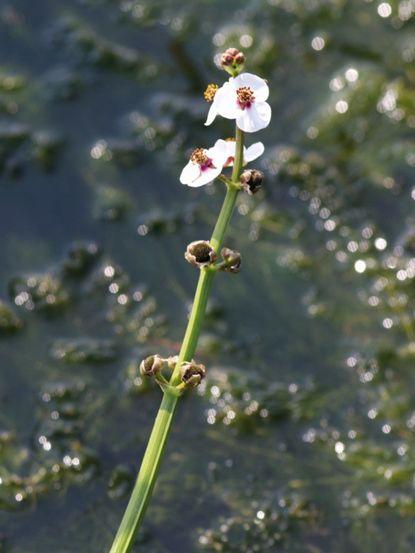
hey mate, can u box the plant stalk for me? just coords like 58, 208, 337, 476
108, 127, 244, 553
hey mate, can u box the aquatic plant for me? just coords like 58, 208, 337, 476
109, 47, 270, 552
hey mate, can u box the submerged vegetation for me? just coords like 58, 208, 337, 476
1, 0, 415, 551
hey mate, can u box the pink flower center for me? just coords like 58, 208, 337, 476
224, 138, 236, 166
191, 148, 214, 171
200, 160, 214, 171
236, 86, 255, 110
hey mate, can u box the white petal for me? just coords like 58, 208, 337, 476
244, 142, 265, 162
180, 161, 201, 185
227, 140, 237, 153
212, 138, 229, 153
215, 83, 239, 120
220, 79, 235, 95
188, 166, 222, 187
217, 140, 236, 167
208, 139, 231, 167
236, 101, 271, 133
205, 81, 233, 125
233, 73, 269, 102
205, 103, 217, 126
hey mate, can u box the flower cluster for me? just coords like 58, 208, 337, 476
180, 48, 270, 189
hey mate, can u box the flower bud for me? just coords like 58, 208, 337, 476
221, 53, 234, 66
180, 361, 206, 387
185, 240, 217, 268
140, 354, 164, 377
220, 247, 242, 273
240, 169, 264, 195
220, 47, 245, 76
226, 47, 239, 57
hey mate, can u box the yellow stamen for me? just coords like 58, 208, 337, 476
204, 83, 219, 103
236, 86, 255, 107
190, 148, 209, 165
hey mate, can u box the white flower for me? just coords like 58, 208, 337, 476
180, 140, 229, 187
214, 139, 264, 167
205, 73, 271, 133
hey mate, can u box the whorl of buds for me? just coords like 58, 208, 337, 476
240, 169, 264, 195
185, 240, 217, 268
220, 47, 245, 76
220, 247, 242, 273
140, 354, 164, 377
180, 361, 206, 388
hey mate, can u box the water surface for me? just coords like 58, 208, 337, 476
1, 1, 415, 551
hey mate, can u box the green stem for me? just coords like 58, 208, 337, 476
108, 127, 244, 553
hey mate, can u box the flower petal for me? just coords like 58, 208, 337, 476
180, 161, 201, 185
211, 138, 229, 153
205, 80, 237, 123
188, 166, 222, 187
214, 83, 240, 120
233, 73, 269, 102
236, 101, 271, 133
244, 142, 265, 162
205, 103, 217, 126
208, 139, 231, 167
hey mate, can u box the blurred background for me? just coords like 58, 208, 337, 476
1, 0, 415, 551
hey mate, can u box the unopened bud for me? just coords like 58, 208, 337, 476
220, 247, 242, 273
180, 361, 206, 387
220, 47, 245, 76
140, 354, 164, 377
240, 169, 264, 195
185, 240, 217, 268
221, 53, 234, 66
226, 47, 239, 57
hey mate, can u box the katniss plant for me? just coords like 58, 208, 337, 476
109, 48, 271, 553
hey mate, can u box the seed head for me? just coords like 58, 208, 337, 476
140, 354, 164, 377
240, 169, 264, 195
220, 247, 242, 273
180, 361, 206, 387
166, 355, 179, 370
185, 240, 217, 268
